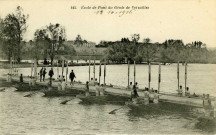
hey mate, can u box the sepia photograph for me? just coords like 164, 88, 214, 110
0, 0, 216, 134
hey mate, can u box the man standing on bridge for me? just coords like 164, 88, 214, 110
48, 68, 54, 86
69, 70, 76, 85
39, 67, 43, 82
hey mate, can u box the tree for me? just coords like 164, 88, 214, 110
74, 34, 83, 46
0, 17, 4, 43
1, 6, 28, 62
121, 37, 130, 43
143, 38, 151, 44
131, 34, 140, 43
0, 17, 5, 59
34, 23, 66, 65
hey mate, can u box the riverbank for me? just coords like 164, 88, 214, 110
0, 62, 102, 69
0, 61, 116, 69
1, 61, 215, 69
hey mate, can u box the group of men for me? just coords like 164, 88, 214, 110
89, 78, 98, 86
128, 82, 139, 99
128, 82, 159, 104
177, 85, 191, 96
39, 67, 47, 82
95, 83, 105, 96
84, 81, 105, 97
18, 66, 76, 89
56, 70, 76, 91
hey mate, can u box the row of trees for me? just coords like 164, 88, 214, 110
0, 6, 76, 64
0, 6, 28, 62
33, 23, 67, 65
0, 6, 213, 64
106, 34, 210, 64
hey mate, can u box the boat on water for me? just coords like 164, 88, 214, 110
75, 94, 130, 105
125, 97, 216, 121
2, 75, 216, 119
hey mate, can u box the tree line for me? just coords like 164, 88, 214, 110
0, 6, 28, 62
0, 6, 215, 64
100, 34, 214, 64
0, 6, 79, 64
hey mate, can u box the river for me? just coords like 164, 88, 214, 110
1, 63, 215, 96
0, 64, 215, 134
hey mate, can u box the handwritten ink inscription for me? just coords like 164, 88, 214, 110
70, 5, 149, 17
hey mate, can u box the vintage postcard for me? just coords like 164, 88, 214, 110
0, 0, 216, 134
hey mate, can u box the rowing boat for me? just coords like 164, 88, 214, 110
43, 88, 85, 97
76, 94, 130, 105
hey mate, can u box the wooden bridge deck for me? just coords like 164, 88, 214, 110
4, 75, 215, 108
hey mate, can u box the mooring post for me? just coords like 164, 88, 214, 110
128, 60, 130, 87
57, 60, 59, 79
177, 61, 180, 91
32, 58, 37, 86
148, 62, 151, 90
66, 60, 68, 83
104, 59, 106, 85
99, 61, 101, 84
31, 60, 33, 77
158, 63, 161, 94
34, 58, 37, 80
14, 58, 17, 75
13, 57, 16, 75
10, 57, 12, 75
61, 59, 64, 82
12, 56, 15, 75
185, 62, 187, 96
9, 57, 13, 75
134, 61, 136, 85
89, 56, 90, 82
11, 56, 13, 75
93, 57, 95, 81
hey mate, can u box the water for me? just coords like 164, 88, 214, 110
0, 88, 205, 134
0, 64, 215, 134
2, 63, 216, 96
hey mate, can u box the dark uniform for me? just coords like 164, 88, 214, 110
69, 70, 76, 85
42, 68, 47, 82
49, 69, 54, 86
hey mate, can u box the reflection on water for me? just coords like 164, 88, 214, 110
0, 87, 215, 134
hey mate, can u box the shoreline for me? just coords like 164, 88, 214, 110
0, 61, 215, 69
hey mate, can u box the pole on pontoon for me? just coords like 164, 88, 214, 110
158, 63, 161, 94
128, 60, 130, 87
148, 62, 151, 90
99, 61, 101, 84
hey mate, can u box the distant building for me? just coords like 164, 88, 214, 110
65, 40, 75, 47
83, 41, 96, 47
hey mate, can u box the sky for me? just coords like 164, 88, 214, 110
0, 0, 216, 47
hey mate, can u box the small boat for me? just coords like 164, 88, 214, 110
76, 94, 130, 105
126, 98, 199, 112
125, 97, 156, 110
43, 88, 84, 97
